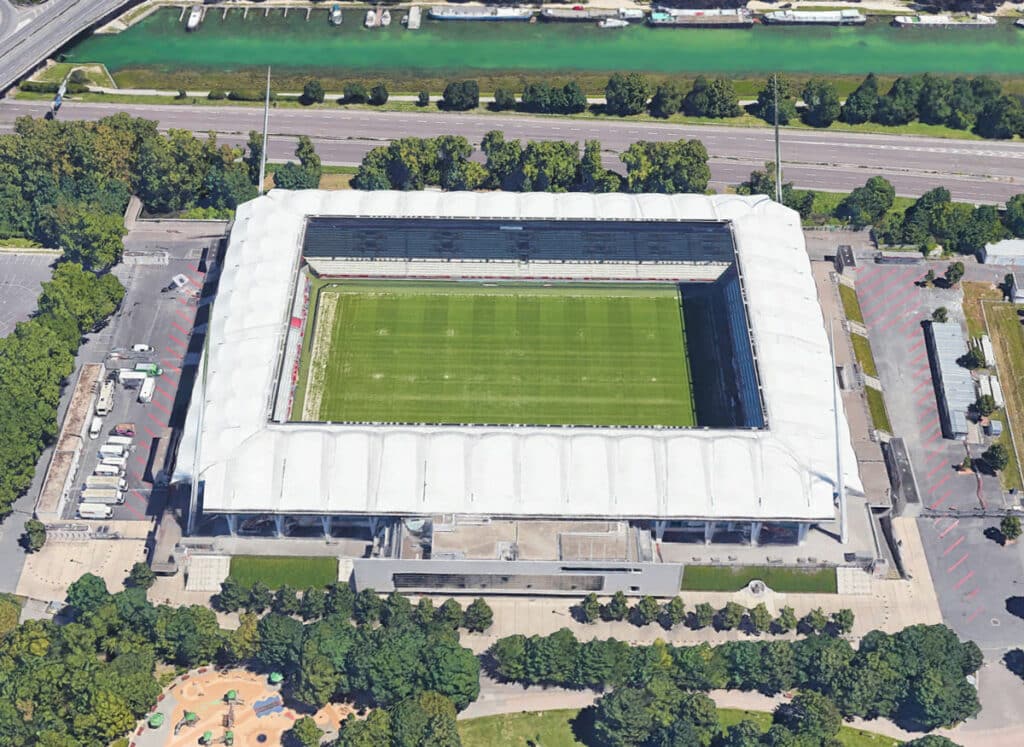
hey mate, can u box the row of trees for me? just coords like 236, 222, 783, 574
490, 624, 982, 731
0, 263, 124, 518
352, 130, 709, 195
300, 79, 390, 107
0, 572, 480, 744
876, 186, 1004, 253
215, 577, 493, 632
577, 592, 854, 636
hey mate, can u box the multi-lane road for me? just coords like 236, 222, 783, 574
0, 0, 132, 93
2, 98, 1023, 202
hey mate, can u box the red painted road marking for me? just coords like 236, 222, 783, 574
121, 502, 145, 519
857, 268, 891, 295
908, 339, 925, 353
938, 519, 959, 539
131, 471, 142, 483
910, 350, 929, 366
921, 414, 940, 432
135, 455, 147, 467
954, 571, 975, 590
168, 333, 187, 349
965, 608, 983, 624
916, 390, 935, 406
171, 321, 191, 336
947, 553, 970, 573
161, 361, 181, 373
155, 384, 174, 402
166, 345, 183, 358
943, 535, 965, 555
131, 489, 146, 501
912, 378, 932, 393
925, 449, 946, 465
144, 426, 157, 439
965, 588, 980, 599
930, 472, 953, 493
861, 266, 920, 307
150, 398, 171, 415
146, 411, 164, 427
879, 312, 913, 333
865, 290, 919, 322
924, 430, 942, 445
188, 273, 204, 287
929, 487, 955, 509
925, 460, 948, 480
174, 309, 192, 324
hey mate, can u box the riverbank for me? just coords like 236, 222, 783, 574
62, 6, 1024, 82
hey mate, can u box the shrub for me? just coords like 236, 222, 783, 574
301, 79, 325, 105
441, 80, 480, 111
417, 90, 430, 107
228, 90, 276, 102
343, 82, 367, 104
492, 88, 516, 111
369, 83, 389, 106
207, 90, 227, 100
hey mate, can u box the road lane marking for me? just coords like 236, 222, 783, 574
925, 461, 948, 480
168, 333, 188, 348
930, 472, 953, 493
942, 535, 965, 555
912, 378, 932, 393
938, 519, 959, 539
947, 553, 969, 573
953, 571, 975, 590
150, 398, 171, 415
146, 412, 164, 427
965, 608, 983, 624
171, 321, 191, 336
929, 487, 954, 509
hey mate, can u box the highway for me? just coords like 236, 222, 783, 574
0, 0, 133, 93
2, 98, 1023, 202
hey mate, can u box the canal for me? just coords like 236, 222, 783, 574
65, 8, 1024, 80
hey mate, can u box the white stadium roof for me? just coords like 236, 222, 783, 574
176, 190, 862, 522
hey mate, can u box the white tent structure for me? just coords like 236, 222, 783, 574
176, 191, 861, 540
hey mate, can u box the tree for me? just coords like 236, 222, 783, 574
490, 634, 527, 681
244, 130, 264, 184
944, 261, 965, 287
830, 608, 855, 635
801, 79, 841, 128
801, 608, 829, 634
414, 597, 435, 627
663, 597, 686, 628
301, 79, 325, 105
343, 82, 368, 104
605, 72, 651, 116
285, 715, 324, 747
909, 666, 981, 729
575, 139, 619, 193
836, 175, 895, 228
1005, 193, 1024, 237
773, 690, 841, 741
21, 518, 46, 553
579, 593, 601, 623
693, 602, 715, 630
248, 581, 272, 613
462, 598, 493, 632
390, 691, 459, 747
754, 76, 797, 125
719, 719, 763, 747
975, 95, 1024, 139
215, 577, 246, 612
1000, 515, 1022, 543
369, 83, 389, 106
683, 76, 740, 119
272, 585, 301, 616
354, 588, 383, 625
381, 591, 413, 628
874, 75, 924, 126
633, 596, 661, 626
592, 686, 656, 746
222, 611, 260, 665
602, 591, 629, 622
127, 561, 156, 590
492, 88, 516, 111
299, 587, 327, 621
436, 598, 463, 629
649, 82, 685, 119
621, 139, 710, 194
274, 161, 318, 190
904, 738, 963, 747
842, 73, 880, 125
736, 161, 814, 219
748, 603, 772, 635
441, 80, 479, 111
256, 613, 304, 673
336, 709, 392, 747
417, 91, 430, 107
718, 602, 746, 631
66, 573, 110, 617
932, 307, 949, 324
976, 393, 996, 416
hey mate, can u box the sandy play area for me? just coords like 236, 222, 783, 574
134, 668, 352, 747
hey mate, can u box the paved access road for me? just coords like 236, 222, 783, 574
1, 99, 1021, 203
0, 0, 132, 92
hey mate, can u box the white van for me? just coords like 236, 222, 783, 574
131, 344, 154, 353
118, 369, 148, 387
80, 488, 124, 505
78, 503, 113, 519
101, 455, 128, 470
89, 416, 103, 440
85, 475, 127, 491
106, 435, 133, 447
93, 463, 123, 477
98, 444, 125, 460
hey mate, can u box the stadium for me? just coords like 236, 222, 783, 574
175, 190, 862, 595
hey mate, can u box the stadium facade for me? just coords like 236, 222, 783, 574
175, 190, 862, 595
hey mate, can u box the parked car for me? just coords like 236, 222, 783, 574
131, 343, 154, 353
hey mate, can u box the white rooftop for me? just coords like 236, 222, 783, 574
176, 190, 862, 522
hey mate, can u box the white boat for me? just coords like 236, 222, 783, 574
1017, 18, 1024, 28
427, 6, 534, 21
893, 13, 996, 28
365, 8, 378, 27
330, 4, 343, 26
762, 9, 865, 25
406, 5, 422, 29
185, 5, 203, 32
381, 8, 392, 26
649, 8, 753, 28
618, 8, 645, 20
597, 18, 629, 28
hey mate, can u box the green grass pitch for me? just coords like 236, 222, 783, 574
296, 281, 695, 428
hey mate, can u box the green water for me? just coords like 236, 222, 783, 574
66, 8, 1024, 76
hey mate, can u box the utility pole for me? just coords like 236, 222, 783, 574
258, 66, 271, 195
830, 319, 848, 544
773, 73, 782, 204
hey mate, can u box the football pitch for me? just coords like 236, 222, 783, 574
294, 281, 695, 427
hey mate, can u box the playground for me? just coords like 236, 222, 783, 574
133, 668, 353, 747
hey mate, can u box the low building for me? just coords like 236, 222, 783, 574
981, 239, 1024, 266
1008, 273, 1024, 304
925, 322, 974, 440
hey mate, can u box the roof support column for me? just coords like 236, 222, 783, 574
273, 515, 285, 537
797, 523, 810, 545
225, 514, 237, 536
654, 520, 667, 543
704, 522, 715, 545
750, 521, 763, 546
321, 515, 332, 537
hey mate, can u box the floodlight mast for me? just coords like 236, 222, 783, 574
773, 73, 783, 204
258, 66, 271, 196
830, 319, 848, 544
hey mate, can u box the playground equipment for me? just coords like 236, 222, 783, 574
224, 689, 245, 705
173, 711, 198, 734
147, 712, 165, 729
268, 671, 284, 685
201, 730, 235, 745
223, 699, 235, 728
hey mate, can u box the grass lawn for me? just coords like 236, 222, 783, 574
297, 281, 695, 427
681, 565, 837, 594
851, 334, 879, 378
866, 387, 893, 434
458, 708, 898, 747
229, 556, 338, 590
839, 285, 865, 325
962, 281, 1002, 339
983, 302, 1024, 491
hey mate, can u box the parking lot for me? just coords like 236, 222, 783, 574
66, 236, 217, 522
0, 251, 55, 336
